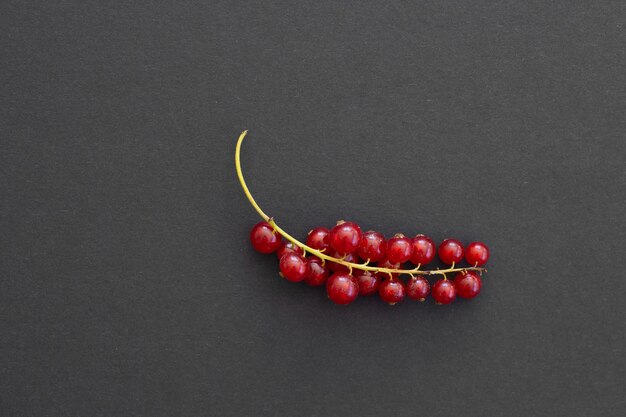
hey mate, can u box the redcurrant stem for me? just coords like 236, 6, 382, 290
235, 130, 486, 277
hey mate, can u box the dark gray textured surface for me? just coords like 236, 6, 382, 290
1, 1, 625, 416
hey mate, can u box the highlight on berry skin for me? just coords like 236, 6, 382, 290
236, 130, 489, 306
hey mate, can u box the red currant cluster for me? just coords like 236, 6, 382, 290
250, 220, 489, 306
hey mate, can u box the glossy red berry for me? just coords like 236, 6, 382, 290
385, 234, 413, 264
465, 242, 489, 266
306, 227, 330, 251
329, 221, 362, 254
279, 253, 310, 282
432, 279, 456, 304
406, 276, 430, 301
454, 271, 482, 299
326, 272, 359, 305
250, 221, 282, 254
357, 231, 386, 262
379, 278, 405, 305
354, 270, 380, 296
327, 250, 360, 273
305, 258, 329, 286
438, 239, 464, 265
275, 240, 304, 259
410, 234, 436, 265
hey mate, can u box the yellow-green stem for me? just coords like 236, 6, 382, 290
235, 130, 486, 277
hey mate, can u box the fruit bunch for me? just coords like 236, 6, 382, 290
236, 130, 490, 306
250, 220, 488, 305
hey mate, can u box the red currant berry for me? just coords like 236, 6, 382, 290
279, 253, 310, 282
432, 279, 456, 304
275, 241, 304, 260
378, 278, 405, 305
354, 270, 380, 296
465, 242, 489, 266
385, 234, 413, 264
406, 276, 430, 301
454, 271, 482, 299
327, 250, 360, 273
326, 272, 359, 305
306, 227, 330, 251
250, 221, 282, 254
438, 239, 464, 265
329, 221, 362, 254
357, 231, 386, 262
304, 257, 329, 286
409, 234, 436, 265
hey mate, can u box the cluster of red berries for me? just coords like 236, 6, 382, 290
250, 220, 489, 306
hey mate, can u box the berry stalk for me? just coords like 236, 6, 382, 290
235, 130, 486, 278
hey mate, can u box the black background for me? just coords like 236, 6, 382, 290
2, 1, 625, 416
